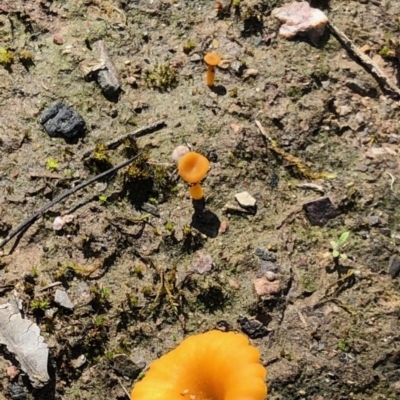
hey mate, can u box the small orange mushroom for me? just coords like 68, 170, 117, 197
178, 151, 210, 200
204, 53, 221, 87
130, 330, 267, 400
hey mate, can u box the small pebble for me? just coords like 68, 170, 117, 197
172, 145, 190, 162
218, 220, 229, 235
253, 277, 281, 296
265, 271, 277, 281
235, 191, 256, 209
53, 33, 63, 45
388, 255, 400, 278
6, 366, 19, 379
189, 252, 213, 275
54, 289, 74, 310
228, 278, 240, 289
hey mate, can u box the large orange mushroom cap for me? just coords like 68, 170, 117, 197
131, 330, 267, 400
204, 52, 221, 67
178, 152, 210, 184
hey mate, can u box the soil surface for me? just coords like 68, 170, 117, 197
1, 1, 400, 399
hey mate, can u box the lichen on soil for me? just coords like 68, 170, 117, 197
1, 0, 400, 399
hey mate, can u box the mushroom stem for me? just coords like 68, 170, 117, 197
206, 65, 216, 87
189, 183, 204, 200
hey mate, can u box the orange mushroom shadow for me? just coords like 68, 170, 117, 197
131, 330, 267, 400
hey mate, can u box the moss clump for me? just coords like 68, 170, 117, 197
85, 143, 113, 172
18, 49, 34, 67
144, 62, 179, 92
183, 39, 196, 54
0, 47, 14, 67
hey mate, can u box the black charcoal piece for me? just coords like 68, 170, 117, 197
39, 101, 86, 139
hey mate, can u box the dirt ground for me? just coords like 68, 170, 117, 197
1, 0, 400, 399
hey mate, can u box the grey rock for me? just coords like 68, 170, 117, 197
189, 252, 213, 274
39, 102, 86, 139
367, 215, 380, 227
112, 354, 144, 378
190, 53, 201, 62
259, 260, 279, 275
255, 247, 277, 262
140, 202, 160, 217
93, 40, 121, 97
388, 255, 400, 278
54, 289, 74, 310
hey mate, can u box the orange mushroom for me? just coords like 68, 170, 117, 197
178, 151, 210, 200
204, 53, 221, 87
130, 330, 267, 400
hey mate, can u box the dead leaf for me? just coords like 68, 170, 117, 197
0, 301, 49, 388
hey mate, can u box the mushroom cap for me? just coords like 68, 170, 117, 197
178, 152, 210, 184
131, 330, 267, 400
204, 52, 221, 66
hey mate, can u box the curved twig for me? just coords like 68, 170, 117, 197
0, 154, 141, 251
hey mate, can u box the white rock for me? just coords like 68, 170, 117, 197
272, 1, 328, 41
171, 145, 190, 162
235, 191, 256, 208
52, 214, 74, 231
52, 216, 65, 231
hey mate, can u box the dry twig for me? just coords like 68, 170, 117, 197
81, 119, 166, 159
328, 22, 400, 98
0, 154, 142, 251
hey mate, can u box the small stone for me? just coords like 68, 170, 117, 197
243, 69, 258, 80
44, 309, 56, 319
71, 355, 87, 369
228, 278, 240, 289
265, 271, 277, 281
255, 248, 277, 262
7, 384, 26, 399
388, 255, 400, 278
52, 214, 74, 231
39, 101, 86, 140
336, 105, 352, 116
303, 197, 340, 227
259, 260, 279, 275
53, 34, 63, 45
354, 163, 368, 172
367, 215, 380, 227
189, 252, 213, 274
272, 1, 328, 42
235, 191, 256, 209
171, 145, 190, 162
218, 220, 229, 235
54, 289, 74, 310
190, 53, 201, 62
253, 277, 281, 296
93, 40, 121, 97
238, 316, 268, 339
230, 60, 245, 76
112, 354, 144, 379
6, 366, 19, 379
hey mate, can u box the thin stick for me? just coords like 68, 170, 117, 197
0, 154, 141, 250
328, 22, 400, 98
81, 119, 166, 159
39, 281, 63, 292
116, 376, 130, 399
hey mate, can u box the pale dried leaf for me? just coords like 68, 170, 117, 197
0, 301, 49, 388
